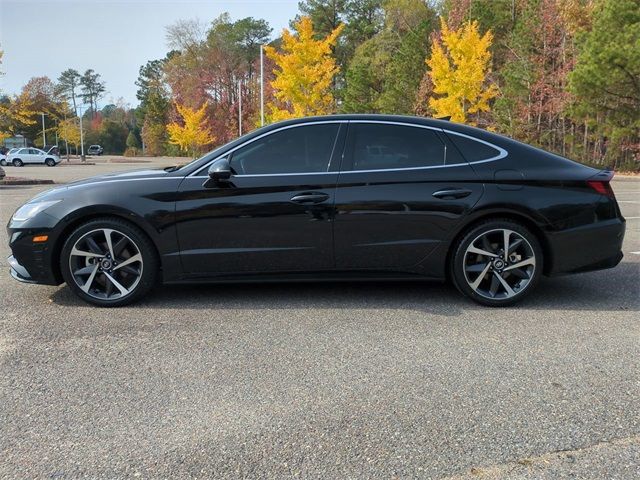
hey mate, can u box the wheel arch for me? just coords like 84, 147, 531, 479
50, 207, 161, 284
445, 208, 553, 279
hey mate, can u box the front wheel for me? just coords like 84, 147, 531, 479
60, 218, 159, 307
0, 159, 6, 166
12, 158, 23, 167
45, 158, 56, 167
451, 220, 543, 307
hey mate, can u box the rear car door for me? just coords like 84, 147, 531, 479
175, 122, 345, 276
333, 121, 484, 272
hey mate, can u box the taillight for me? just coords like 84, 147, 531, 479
587, 180, 615, 198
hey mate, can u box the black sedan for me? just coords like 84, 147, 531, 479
7, 115, 625, 307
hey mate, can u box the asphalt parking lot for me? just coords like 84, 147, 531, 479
1, 161, 639, 479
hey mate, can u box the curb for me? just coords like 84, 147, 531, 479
0, 179, 55, 186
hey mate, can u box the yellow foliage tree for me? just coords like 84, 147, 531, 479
167, 103, 215, 157
265, 16, 344, 122
0, 91, 38, 140
425, 18, 498, 124
58, 118, 81, 145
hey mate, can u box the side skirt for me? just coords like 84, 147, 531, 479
163, 270, 445, 285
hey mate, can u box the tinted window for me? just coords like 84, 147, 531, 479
348, 123, 445, 171
230, 124, 339, 175
448, 133, 501, 162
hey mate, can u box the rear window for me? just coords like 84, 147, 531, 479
448, 133, 501, 162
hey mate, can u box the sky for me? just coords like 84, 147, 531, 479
0, 0, 299, 107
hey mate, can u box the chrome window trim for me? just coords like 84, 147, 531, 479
188, 119, 508, 178
443, 129, 508, 163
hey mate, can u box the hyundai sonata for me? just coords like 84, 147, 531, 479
7, 115, 625, 307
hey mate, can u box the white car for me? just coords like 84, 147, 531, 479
7, 147, 61, 167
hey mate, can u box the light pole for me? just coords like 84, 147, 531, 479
238, 80, 243, 136
41, 113, 47, 147
77, 106, 85, 162
260, 44, 264, 127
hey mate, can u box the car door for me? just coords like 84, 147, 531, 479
175, 122, 346, 276
333, 121, 484, 271
28, 149, 42, 164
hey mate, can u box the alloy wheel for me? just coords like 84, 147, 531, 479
463, 228, 536, 300
68, 228, 143, 300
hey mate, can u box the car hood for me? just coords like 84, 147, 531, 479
66, 168, 173, 187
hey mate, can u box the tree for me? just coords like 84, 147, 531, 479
265, 16, 344, 121
80, 69, 106, 118
167, 103, 215, 157
57, 69, 81, 115
57, 118, 81, 159
569, 0, 640, 167
126, 130, 142, 155
424, 18, 498, 124
342, 0, 437, 114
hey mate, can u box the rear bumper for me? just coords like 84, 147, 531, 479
546, 218, 625, 276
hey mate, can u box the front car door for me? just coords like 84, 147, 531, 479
28, 149, 43, 163
175, 122, 346, 277
333, 120, 484, 276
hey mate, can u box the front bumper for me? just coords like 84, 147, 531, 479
8, 255, 39, 283
7, 217, 64, 286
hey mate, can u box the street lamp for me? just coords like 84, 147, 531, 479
238, 80, 243, 136
41, 113, 47, 147
77, 106, 86, 162
260, 44, 264, 127
260, 40, 277, 127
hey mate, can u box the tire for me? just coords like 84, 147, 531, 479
451, 219, 543, 307
45, 158, 56, 167
0, 159, 6, 166
60, 217, 159, 307
12, 158, 23, 167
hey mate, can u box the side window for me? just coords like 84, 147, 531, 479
230, 124, 339, 175
347, 123, 445, 171
447, 133, 502, 162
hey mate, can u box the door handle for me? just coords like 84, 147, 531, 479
432, 188, 473, 199
290, 192, 330, 204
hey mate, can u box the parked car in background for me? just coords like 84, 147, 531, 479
0, 153, 6, 166
87, 145, 103, 155
7, 147, 61, 167
43, 145, 60, 156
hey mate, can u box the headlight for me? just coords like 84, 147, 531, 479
12, 200, 62, 222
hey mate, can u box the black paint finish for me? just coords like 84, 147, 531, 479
7, 114, 625, 289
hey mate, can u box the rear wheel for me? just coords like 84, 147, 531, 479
45, 158, 56, 167
60, 218, 159, 307
0, 159, 6, 166
451, 220, 543, 307
12, 158, 23, 167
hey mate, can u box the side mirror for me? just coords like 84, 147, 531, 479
204, 157, 232, 187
